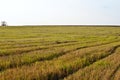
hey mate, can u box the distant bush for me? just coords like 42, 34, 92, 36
1, 21, 7, 26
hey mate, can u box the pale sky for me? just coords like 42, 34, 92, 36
0, 0, 120, 25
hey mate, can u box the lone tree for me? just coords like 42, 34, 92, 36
1, 21, 7, 26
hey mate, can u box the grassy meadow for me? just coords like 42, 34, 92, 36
0, 26, 120, 80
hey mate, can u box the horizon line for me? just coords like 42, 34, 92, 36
1, 25, 120, 27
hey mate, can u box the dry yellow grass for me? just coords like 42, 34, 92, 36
0, 26, 120, 80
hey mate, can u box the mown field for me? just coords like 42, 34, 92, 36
0, 26, 120, 80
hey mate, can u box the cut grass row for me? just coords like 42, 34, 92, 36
0, 41, 100, 71
0, 38, 120, 57
0, 43, 120, 80
0, 41, 109, 71
0, 45, 77, 71
0, 41, 80, 56
1, 36, 115, 49
0, 41, 120, 72
0, 40, 78, 49
65, 48, 120, 80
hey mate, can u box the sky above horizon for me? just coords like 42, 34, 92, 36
0, 0, 120, 25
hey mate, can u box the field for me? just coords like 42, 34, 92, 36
0, 26, 120, 80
